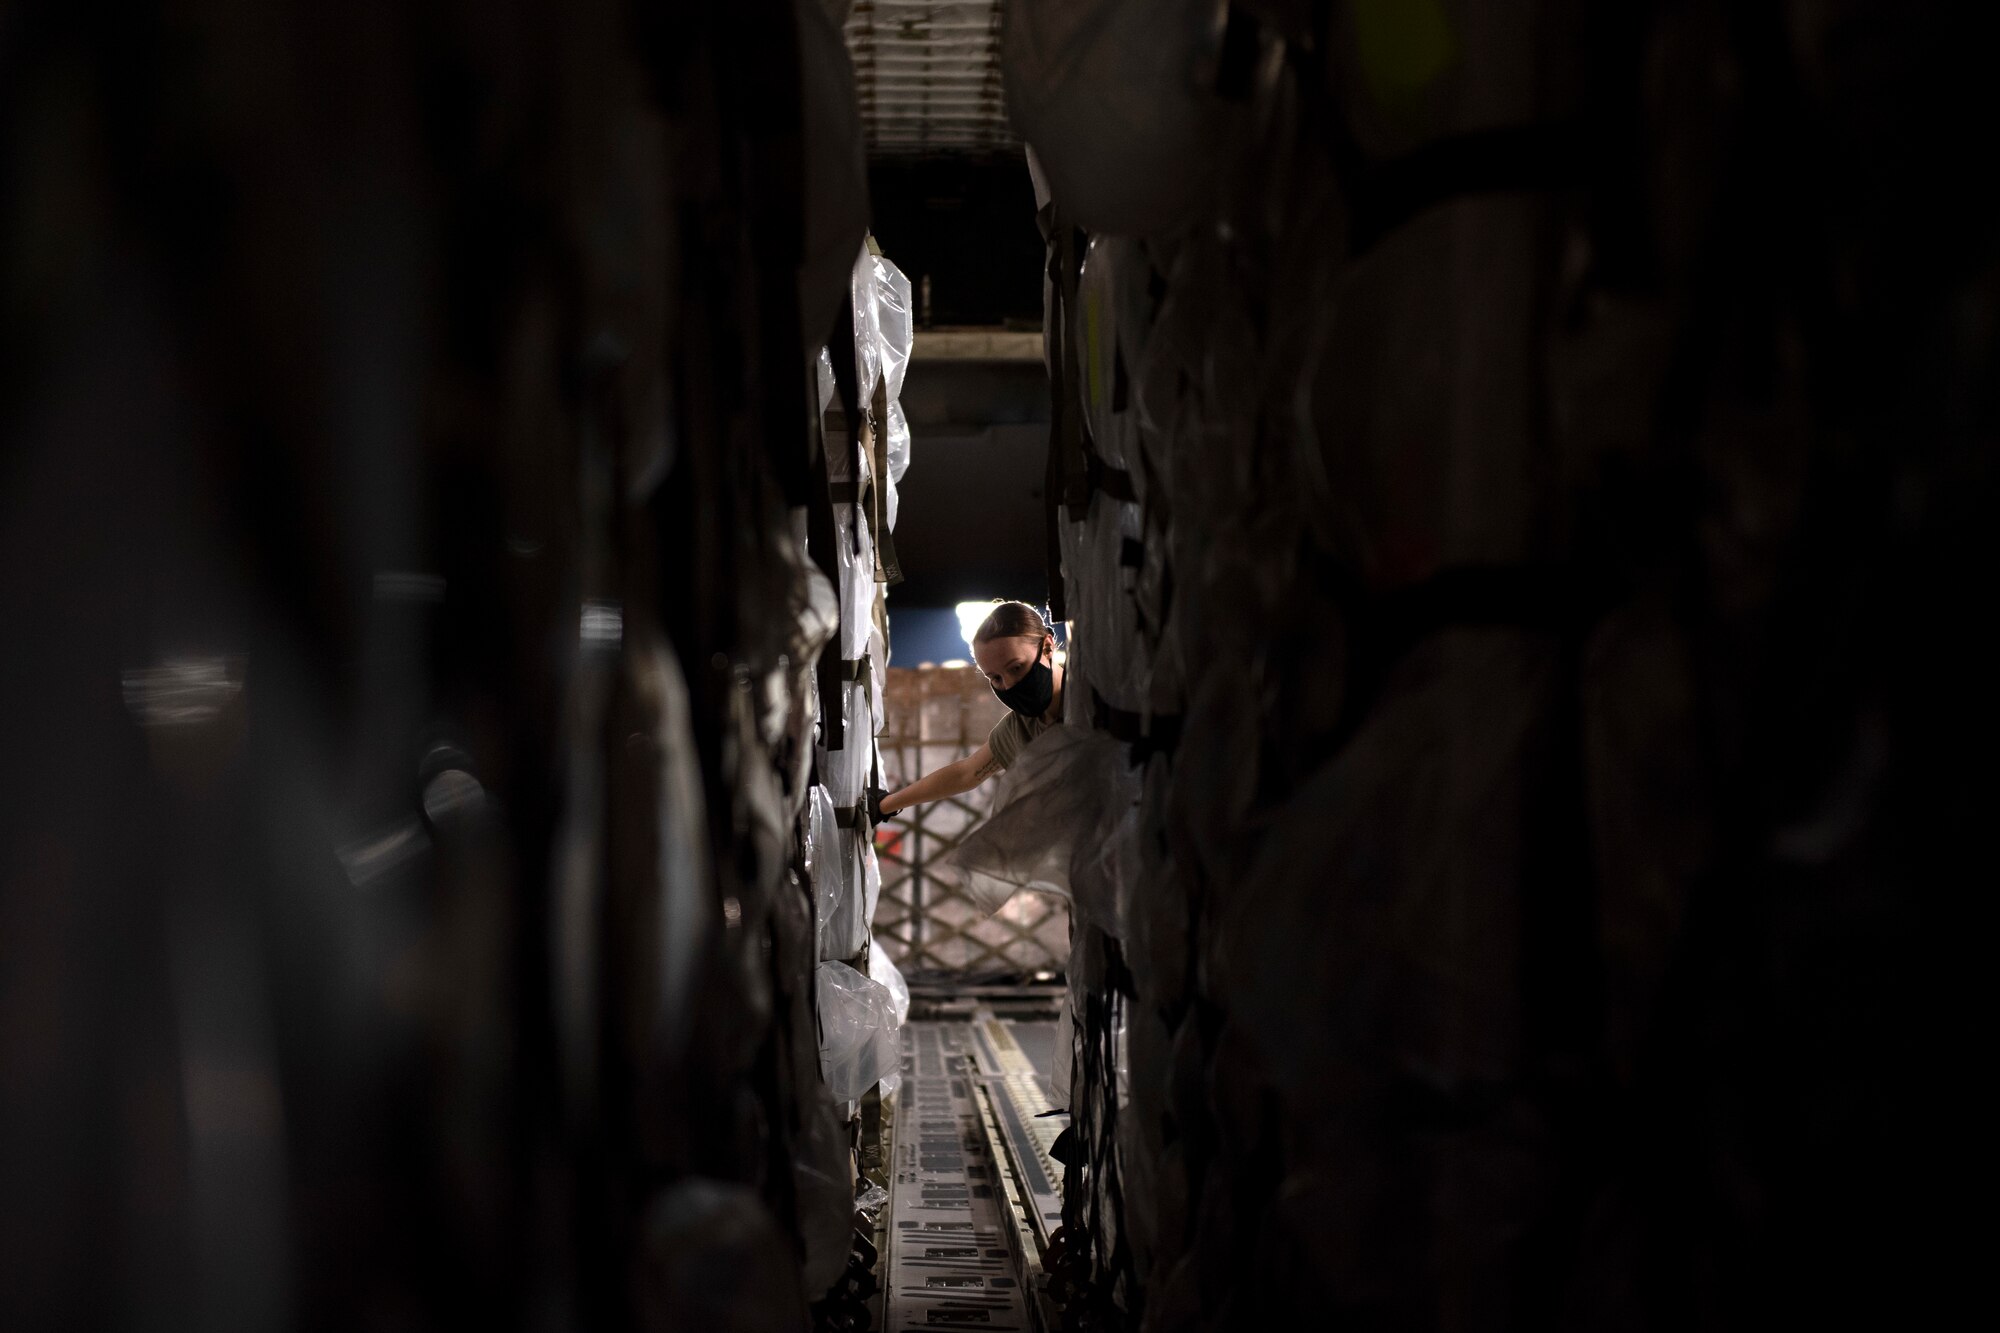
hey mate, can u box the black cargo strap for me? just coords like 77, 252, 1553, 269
810, 308, 851, 752
1049, 223, 1138, 523
1316, 553, 1628, 757
819, 654, 871, 750
1091, 687, 1182, 762
825, 301, 867, 558
820, 399, 901, 586
1085, 451, 1138, 505
1056, 225, 1095, 522
1042, 215, 1080, 622
1044, 399, 1068, 623
833, 780, 884, 832
1343, 557, 1622, 645
1119, 537, 1144, 569
868, 374, 904, 586
1342, 119, 1592, 257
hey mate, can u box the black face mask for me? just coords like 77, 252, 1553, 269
994, 653, 1054, 718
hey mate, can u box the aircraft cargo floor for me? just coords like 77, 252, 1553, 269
877, 1012, 1068, 1332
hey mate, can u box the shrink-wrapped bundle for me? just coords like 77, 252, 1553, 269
802, 237, 916, 1104
874, 253, 915, 529
847, 248, 882, 407
867, 941, 909, 1099
1060, 236, 1154, 724
872, 252, 913, 406
813, 961, 899, 1101
808, 785, 866, 962
947, 725, 1140, 938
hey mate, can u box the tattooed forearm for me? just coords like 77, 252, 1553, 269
973, 757, 1002, 781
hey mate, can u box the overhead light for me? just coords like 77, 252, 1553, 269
954, 600, 992, 650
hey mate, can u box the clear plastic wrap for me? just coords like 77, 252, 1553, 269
815, 345, 836, 416
831, 501, 876, 664
815, 960, 899, 1101
872, 253, 914, 404
945, 723, 1140, 934
861, 832, 883, 934
783, 532, 840, 808
1077, 235, 1153, 475
883, 402, 908, 535
867, 621, 889, 731
818, 679, 872, 806
874, 252, 913, 541
848, 247, 882, 407
869, 942, 910, 1027
805, 237, 911, 1105
810, 785, 867, 962
868, 939, 908, 1099
1062, 236, 1152, 718
885, 399, 911, 487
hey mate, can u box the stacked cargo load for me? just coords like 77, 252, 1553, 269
0, 3, 901, 1329
807, 242, 919, 1114
996, 1, 1996, 1329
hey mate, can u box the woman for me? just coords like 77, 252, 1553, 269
868, 601, 1062, 821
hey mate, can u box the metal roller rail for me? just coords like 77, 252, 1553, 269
882, 1011, 1069, 1331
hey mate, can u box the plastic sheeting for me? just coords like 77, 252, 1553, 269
816, 344, 837, 416
809, 785, 866, 962
819, 680, 873, 804
872, 253, 914, 534
1003, 0, 1233, 235
815, 960, 899, 1101
883, 402, 909, 530
945, 724, 1141, 935
800, 237, 917, 1103
793, 1089, 859, 1299
848, 247, 882, 408
868, 940, 910, 1027
834, 502, 876, 664
873, 253, 914, 405
1060, 236, 1154, 718
867, 940, 908, 1099
1001, 4, 2000, 1325
860, 833, 883, 937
